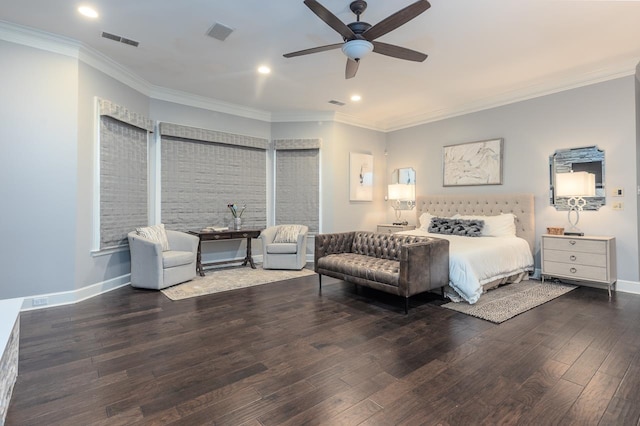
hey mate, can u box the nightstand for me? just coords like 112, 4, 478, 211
377, 224, 416, 234
541, 234, 617, 297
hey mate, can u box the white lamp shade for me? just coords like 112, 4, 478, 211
341, 40, 374, 60
388, 184, 415, 201
556, 171, 596, 197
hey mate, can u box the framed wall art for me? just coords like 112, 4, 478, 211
349, 152, 373, 201
443, 138, 503, 186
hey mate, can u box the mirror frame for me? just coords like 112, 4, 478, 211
550, 146, 605, 211
389, 167, 416, 210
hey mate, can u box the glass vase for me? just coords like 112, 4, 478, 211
233, 217, 242, 230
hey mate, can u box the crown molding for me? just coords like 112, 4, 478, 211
0, 20, 80, 58
150, 86, 272, 122
385, 58, 638, 132
333, 112, 386, 132
78, 47, 152, 96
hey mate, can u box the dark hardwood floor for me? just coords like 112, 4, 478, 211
6, 271, 640, 425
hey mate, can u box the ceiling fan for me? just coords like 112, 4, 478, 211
283, 0, 431, 79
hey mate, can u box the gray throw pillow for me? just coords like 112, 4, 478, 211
428, 217, 484, 237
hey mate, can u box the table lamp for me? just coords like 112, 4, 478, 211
388, 183, 415, 225
555, 171, 596, 236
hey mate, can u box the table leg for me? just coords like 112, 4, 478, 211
241, 237, 257, 269
196, 239, 204, 276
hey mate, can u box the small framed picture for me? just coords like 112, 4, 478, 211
349, 152, 373, 201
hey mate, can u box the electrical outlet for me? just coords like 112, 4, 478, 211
612, 202, 624, 211
613, 188, 624, 197
32, 297, 48, 307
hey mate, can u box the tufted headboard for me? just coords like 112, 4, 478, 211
416, 193, 535, 253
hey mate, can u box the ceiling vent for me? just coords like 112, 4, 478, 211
328, 100, 346, 106
206, 23, 234, 41
101, 31, 139, 47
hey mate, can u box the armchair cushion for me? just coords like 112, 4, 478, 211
162, 250, 195, 268
273, 225, 304, 243
136, 224, 170, 251
266, 243, 298, 254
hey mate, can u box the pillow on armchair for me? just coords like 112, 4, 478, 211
136, 223, 170, 251
273, 225, 303, 243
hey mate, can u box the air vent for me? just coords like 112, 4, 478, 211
206, 23, 234, 41
101, 31, 139, 47
328, 100, 346, 106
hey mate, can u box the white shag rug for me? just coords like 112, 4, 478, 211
161, 266, 316, 301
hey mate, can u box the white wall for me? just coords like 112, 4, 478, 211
387, 76, 638, 283
0, 41, 78, 298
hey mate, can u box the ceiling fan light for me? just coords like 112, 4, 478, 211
341, 40, 373, 61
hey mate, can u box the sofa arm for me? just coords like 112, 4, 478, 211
398, 237, 449, 297
314, 232, 355, 269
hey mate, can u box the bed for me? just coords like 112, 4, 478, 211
396, 193, 535, 304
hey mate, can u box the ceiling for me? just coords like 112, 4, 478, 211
2, 0, 640, 130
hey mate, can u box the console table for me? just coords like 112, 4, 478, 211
188, 228, 262, 276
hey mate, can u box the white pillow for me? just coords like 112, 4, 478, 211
453, 213, 516, 237
136, 223, 170, 251
418, 212, 435, 231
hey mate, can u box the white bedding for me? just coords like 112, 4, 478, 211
397, 229, 534, 304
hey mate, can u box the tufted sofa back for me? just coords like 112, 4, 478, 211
351, 232, 427, 261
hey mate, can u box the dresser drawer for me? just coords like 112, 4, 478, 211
543, 261, 608, 282
543, 249, 607, 268
543, 237, 607, 254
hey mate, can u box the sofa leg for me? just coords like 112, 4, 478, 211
318, 274, 322, 294
404, 297, 409, 314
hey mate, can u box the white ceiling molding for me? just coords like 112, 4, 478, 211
0, 20, 80, 58
271, 111, 336, 123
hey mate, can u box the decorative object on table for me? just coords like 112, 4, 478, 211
442, 280, 577, 324
349, 152, 373, 201
546, 226, 564, 235
388, 183, 415, 225
443, 138, 503, 186
227, 203, 246, 229
161, 265, 315, 300
555, 171, 595, 236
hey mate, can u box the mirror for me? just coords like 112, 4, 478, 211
389, 167, 416, 211
550, 146, 605, 211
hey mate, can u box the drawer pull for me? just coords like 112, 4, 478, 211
242, 233, 248, 237
570, 255, 577, 261
214, 235, 220, 239
569, 240, 576, 245
570, 267, 577, 273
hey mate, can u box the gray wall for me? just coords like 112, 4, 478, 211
271, 121, 387, 233
0, 41, 78, 298
387, 76, 638, 283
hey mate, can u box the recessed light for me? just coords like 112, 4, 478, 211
351, 94, 362, 102
258, 65, 271, 75
78, 6, 99, 18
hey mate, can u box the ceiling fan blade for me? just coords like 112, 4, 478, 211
372, 41, 428, 62
283, 43, 343, 58
304, 0, 356, 40
345, 58, 359, 79
363, 0, 431, 41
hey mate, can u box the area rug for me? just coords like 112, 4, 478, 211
161, 266, 316, 301
442, 280, 577, 324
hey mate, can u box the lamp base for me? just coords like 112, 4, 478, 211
563, 231, 584, 236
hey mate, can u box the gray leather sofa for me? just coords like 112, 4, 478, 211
314, 231, 449, 313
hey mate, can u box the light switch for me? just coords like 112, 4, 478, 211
613, 188, 624, 197
612, 202, 624, 210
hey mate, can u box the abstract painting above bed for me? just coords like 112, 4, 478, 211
400, 193, 535, 304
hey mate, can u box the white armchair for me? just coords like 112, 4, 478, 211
128, 229, 199, 290
259, 225, 309, 270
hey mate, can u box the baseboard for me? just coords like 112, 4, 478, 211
20, 274, 131, 311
